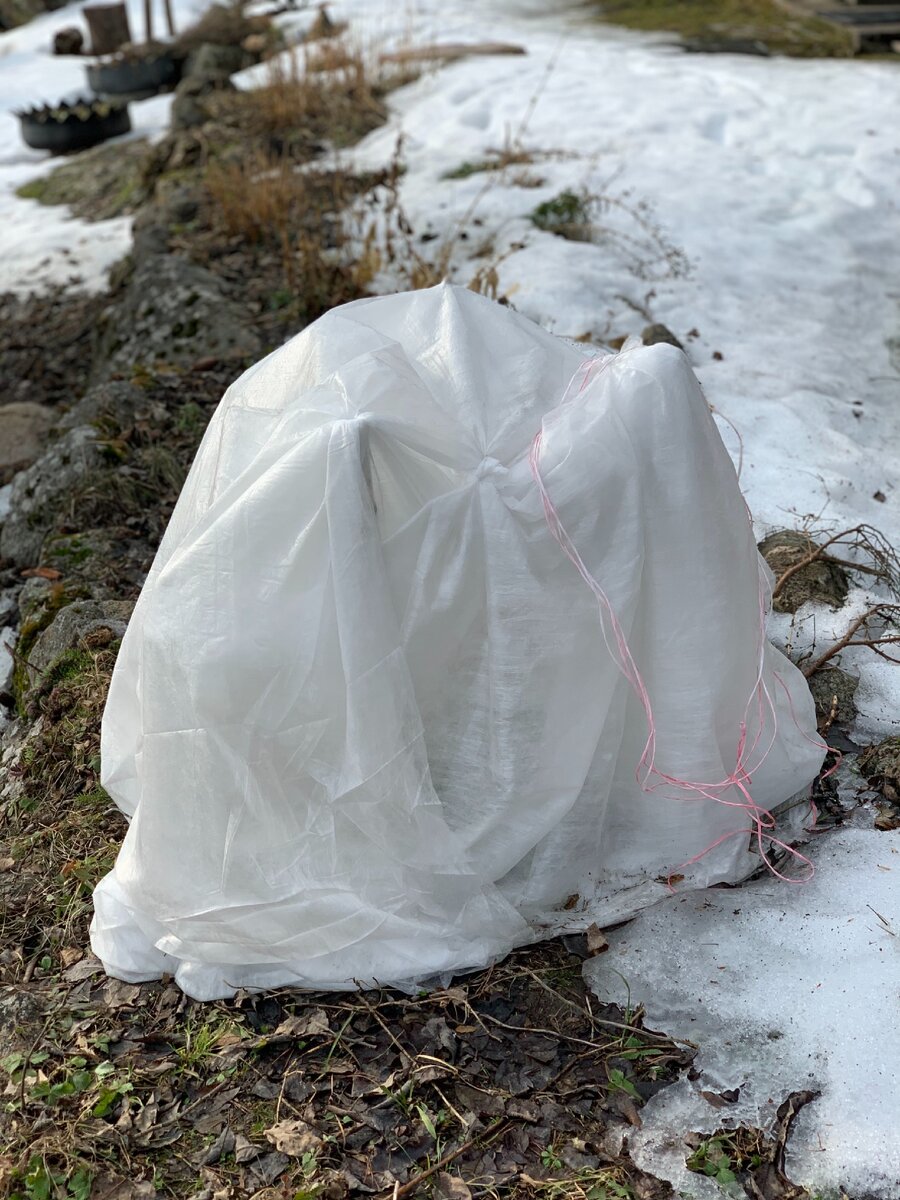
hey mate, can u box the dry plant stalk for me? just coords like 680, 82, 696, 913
770, 523, 900, 679
801, 604, 900, 678
252, 41, 383, 140
771, 523, 899, 604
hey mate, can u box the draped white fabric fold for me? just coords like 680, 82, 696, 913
91, 284, 824, 1000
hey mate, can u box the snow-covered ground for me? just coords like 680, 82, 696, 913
3, 0, 900, 1193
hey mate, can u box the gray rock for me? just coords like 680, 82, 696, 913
0, 426, 103, 568
17, 576, 52, 625
170, 76, 227, 131
55, 381, 145, 433
0, 482, 12, 527
0, 986, 43, 1052
0, 402, 55, 485
94, 252, 260, 380
0, 587, 18, 628
0, 623, 14, 698
130, 207, 170, 262
158, 181, 201, 226
29, 598, 134, 677
15, 139, 149, 224
128, 180, 203, 268
641, 323, 684, 351
184, 40, 245, 81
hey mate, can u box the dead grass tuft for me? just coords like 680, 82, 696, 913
2, 638, 121, 973
232, 46, 387, 149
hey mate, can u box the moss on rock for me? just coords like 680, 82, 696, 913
758, 530, 850, 614
15, 140, 151, 223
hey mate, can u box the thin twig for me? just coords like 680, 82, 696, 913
802, 606, 900, 677
771, 529, 854, 601
393, 1117, 508, 1198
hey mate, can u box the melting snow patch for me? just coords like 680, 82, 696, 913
585, 823, 900, 1198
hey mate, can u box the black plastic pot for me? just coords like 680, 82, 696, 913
17, 99, 131, 154
87, 50, 177, 98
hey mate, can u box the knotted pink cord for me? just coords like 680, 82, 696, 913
530, 352, 830, 888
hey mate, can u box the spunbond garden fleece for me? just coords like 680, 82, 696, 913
90, 284, 825, 1000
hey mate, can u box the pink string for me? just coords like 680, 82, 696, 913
530, 352, 832, 890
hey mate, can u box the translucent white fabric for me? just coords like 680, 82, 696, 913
91, 284, 824, 1000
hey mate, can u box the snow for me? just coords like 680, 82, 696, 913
585, 820, 900, 1198
0, 0, 207, 295
2, 0, 899, 1191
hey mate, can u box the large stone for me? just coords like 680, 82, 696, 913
0, 624, 14, 699
170, 75, 232, 131
0, 426, 104, 567
16, 139, 149, 223
0, 402, 55, 485
16, 576, 52, 628
55, 380, 146, 433
758, 530, 849, 614
93, 252, 261, 380
184, 40, 246, 81
29, 598, 133, 677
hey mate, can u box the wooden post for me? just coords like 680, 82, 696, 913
143, 0, 153, 43
82, 2, 131, 54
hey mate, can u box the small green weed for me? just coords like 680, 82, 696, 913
176, 1012, 246, 1077
9, 1157, 92, 1200
606, 1067, 641, 1101
531, 189, 592, 237
530, 188, 689, 280
685, 1126, 768, 1189
2, 1052, 133, 1116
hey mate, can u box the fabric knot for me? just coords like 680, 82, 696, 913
476, 456, 506, 482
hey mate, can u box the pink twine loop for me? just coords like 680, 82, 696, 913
530, 353, 834, 890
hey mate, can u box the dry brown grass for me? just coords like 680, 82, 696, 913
238, 45, 387, 147
203, 153, 366, 313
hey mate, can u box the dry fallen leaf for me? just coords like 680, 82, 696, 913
20, 566, 63, 580
585, 923, 609, 957
433, 1172, 473, 1200
264, 1119, 323, 1157
271, 1008, 331, 1039
63, 952, 103, 982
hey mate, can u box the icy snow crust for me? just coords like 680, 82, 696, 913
586, 822, 900, 1198
3, 0, 900, 1193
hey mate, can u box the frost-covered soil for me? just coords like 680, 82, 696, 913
3, 0, 900, 1194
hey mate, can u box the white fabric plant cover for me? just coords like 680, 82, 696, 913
91, 284, 825, 1000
